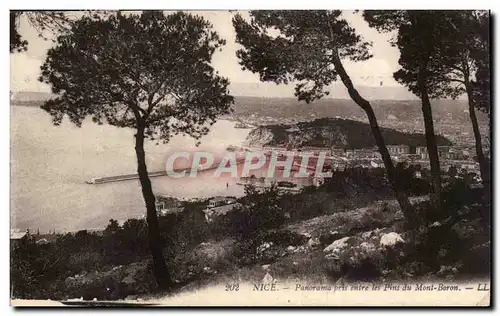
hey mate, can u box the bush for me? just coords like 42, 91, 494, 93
398, 199, 491, 279
280, 191, 330, 221
163, 206, 210, 262
442, 178, 478, 213
395, 162, 431, 196
255, 229, 309, 247
228, 184, 285, 239
68, 251, 105, 273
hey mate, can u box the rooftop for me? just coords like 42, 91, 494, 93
204, 203, 241, 216
10, 229, 27, 240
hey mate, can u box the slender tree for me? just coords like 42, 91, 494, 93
465, 12, 491, 192
39, 11, 233, 288
365, 10, 491, 204
233, 11, 416, 224
433, 11, 490, 197
364, 10, 447, 212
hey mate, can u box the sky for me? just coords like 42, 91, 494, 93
10, 11, 408, 98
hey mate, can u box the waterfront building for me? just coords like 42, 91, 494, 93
207, 196, 237, 208
203, 202, 242, 223
155, 198, 184, 217
387, 145, 410, 156
10, 229, 29, 251
416, 146, 429, 159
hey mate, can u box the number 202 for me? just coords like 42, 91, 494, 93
225, 284, 239, 291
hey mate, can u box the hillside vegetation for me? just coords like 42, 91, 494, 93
11, 168, 489, 301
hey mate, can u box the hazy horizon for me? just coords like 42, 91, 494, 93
12, 86, 467, 102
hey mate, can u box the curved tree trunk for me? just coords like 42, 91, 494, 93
465, 84, 490, 199
409, 11, 442, 212
418, 69, 442, 212
135, 123, 172, 289
331, 51, 416, 225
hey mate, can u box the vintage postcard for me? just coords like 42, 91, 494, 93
10, 10, 491, 307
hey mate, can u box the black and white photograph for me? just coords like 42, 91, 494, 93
8, 8, 492, 306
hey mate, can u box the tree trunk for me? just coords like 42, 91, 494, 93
135, 123, 172, 289
408, 11, 442, 212
465, 84, 490, 198
331, 51, 416, 225
418, 67, 442, 212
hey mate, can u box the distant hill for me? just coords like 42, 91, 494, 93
232, 96, 487, 126
244, 118, 453, 149
11, 91, 487, 126
10, 91, 53, 107
229, 82, 421, 100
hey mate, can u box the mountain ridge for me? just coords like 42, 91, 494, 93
228, 82, 422, 100
11, 91, 481, 125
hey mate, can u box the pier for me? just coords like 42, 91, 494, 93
85, 171, 168, 184
85, 156, 249, 184
84, 150, 334, 185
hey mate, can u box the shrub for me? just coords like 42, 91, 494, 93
442, 178, 480, 213
228, 184, 285, 239
255, 229, 309, 247
68, 251, 105, 273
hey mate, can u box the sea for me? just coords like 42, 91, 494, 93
10, 105, 254, 233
